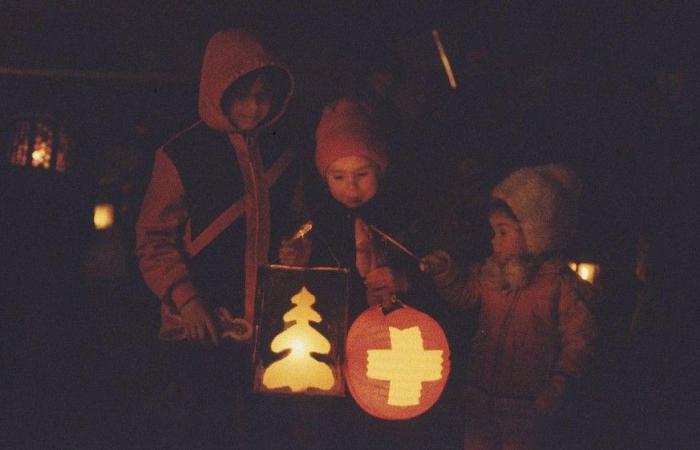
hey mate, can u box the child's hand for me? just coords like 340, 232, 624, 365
364, 267, 408, 308
278, 236, 311, 266
179, 297, 219, 346
420, 250, 452, 275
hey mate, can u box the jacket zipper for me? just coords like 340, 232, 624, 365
489, 288, 522, 395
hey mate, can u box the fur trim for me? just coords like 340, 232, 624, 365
481, 255, 539, 291
492, 164, 582, 255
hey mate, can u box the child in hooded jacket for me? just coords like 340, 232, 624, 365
422, 164, 596, 450
135, 29, 299, 448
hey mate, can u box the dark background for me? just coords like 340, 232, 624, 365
1, 1, 698, 448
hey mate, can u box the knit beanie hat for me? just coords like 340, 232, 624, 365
491, 163, 583, 255
315, 98, 389, 176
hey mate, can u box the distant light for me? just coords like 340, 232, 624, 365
94, 204, 115, 230
8, 113, 71, 173
432, 29, 457, 89
578, 263, 599, 284
568, 261, 600, 284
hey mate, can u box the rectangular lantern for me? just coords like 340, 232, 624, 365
253, 264, 349, 397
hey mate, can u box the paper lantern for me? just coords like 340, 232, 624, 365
345, 304, 450, 420
253, 264, 349, 396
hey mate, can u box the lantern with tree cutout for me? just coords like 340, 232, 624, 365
253, 264, 349, 396
344, 303, 450, 419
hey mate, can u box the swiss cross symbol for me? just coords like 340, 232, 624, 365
366, 326, 444, 406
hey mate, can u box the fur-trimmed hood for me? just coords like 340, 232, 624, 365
198, 29, 293, 133
492, 164, 582, 255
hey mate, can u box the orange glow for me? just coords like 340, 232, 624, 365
262, 286, 335, 392
31, 143, 51, 169
570, 261, 599, 284
93, 204, 115, 230
432, 29, 457, 89
577, 263, 599, 284
345, 305, 451, 420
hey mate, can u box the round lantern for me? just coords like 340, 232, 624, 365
344, 304, 450, 420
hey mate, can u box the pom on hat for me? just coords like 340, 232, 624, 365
491, 164, 582, 255
315, 98, 389, 176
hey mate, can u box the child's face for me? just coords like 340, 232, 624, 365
325, 156, 380, 209
226, 76, 272, 131
489, 211, 527, 261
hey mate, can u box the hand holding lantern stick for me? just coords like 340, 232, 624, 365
278, 220, 313, 266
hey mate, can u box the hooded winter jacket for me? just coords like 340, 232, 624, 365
135, 30, 297, 340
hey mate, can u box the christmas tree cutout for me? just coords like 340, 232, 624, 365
262, 286, 335, 392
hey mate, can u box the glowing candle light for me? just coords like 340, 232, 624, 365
262, 286, 335, 393
577, 263, 599, 284
93, 203, 115, 230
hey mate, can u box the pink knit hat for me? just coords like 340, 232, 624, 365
314, 98, 389, 176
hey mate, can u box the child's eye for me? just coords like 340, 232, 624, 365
332, 175, 344, 181
356, 171, 369, 177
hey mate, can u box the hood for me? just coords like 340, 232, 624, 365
492, 164, 582, 255
198, 29, 294, 133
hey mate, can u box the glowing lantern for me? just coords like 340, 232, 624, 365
253, 264, 349, 396
93, 203, 115, 230
345, 304, 450, 420
262, 286, 335, 392
6, 113, 72, 173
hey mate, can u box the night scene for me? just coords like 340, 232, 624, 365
1, 2, 697, 449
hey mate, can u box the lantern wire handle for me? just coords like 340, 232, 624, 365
367, 224, 421, 262
381, 296, 405, 316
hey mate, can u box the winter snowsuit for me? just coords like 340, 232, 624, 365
433, 257, 595, 449
136, 30, 297, 338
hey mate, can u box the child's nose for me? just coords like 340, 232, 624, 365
242, 96, 260, 112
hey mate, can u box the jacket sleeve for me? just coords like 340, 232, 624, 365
432, 257, 482, 310
553, 274, 596, 380
135, 148, 199, 310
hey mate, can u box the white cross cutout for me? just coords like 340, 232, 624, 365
366, 326, 444, 406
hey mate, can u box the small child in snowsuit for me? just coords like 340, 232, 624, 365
422, 163, 596, 450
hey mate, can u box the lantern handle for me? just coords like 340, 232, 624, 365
381, 295, 405, 315
367, 224, 421, 263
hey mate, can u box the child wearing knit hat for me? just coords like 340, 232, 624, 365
279, 97, 417, 319
278, 97, 447, 449
422, 163, 596, 450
